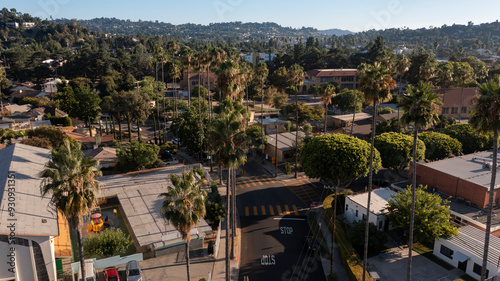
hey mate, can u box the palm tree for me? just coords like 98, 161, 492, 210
319, 83, 336, 133
254, 62, 269, 158
358, 61, 396, 281
286, 64, 306, 178
181, 46, 195, 105
395, 55, 410, 132
158, 169, 207, 281
210, 99, 247, 280
40, 139, 101, 280
216, 59, 244, 100
469, 79, 500, 281
399, 82, 441, 281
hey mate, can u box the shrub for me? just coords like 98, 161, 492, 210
374, 132, 425, 171
418, 131, 462, 161
83, 228, 133, 258
443, 123, 491, 154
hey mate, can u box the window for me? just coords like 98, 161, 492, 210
362, 214, 366, 220
355, 210, 358, 217
192, 81, 198, 85
346, 204, 349, 211
379, 221, 383, 230
341, 76, 354, 82
440, 245, 454, 259
473, 263, 488, 278
320, 77, 334, 83
461, 107, 467, 113
442, 108, 449, 114
451, 107, 458, 114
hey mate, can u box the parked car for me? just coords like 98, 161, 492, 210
162, 158, 180, 165
161, 151, 175, 160
172, 138, 182, 146
304, 236, 319, 252
78, 259, 96, 281
131, 126, 142, 132
126, 260, 142, 281
103, 266, 120, 281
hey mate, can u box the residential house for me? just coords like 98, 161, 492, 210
344, 188, 397, 232
303, 69, 359, 93
265, 131, 305, 162
435, 88, 477, 121
31, 107, 68, 121
243, 52, 276, 65
180, 71, 216, 92
0, 144, 68, 281
433, 226, 500, 280
82, 147, 119, 169
42, 78, 65, 93
255, 118, 287, 135
22, 22, 35, 29
64, 131, 114, 150
5, 22, 19, 29
393, 45, 413, 55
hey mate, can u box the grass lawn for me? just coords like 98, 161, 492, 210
412, 243, 455, 270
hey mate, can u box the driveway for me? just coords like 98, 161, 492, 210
367, 246, 463, 281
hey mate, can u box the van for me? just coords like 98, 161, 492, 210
77, 259, 97, 281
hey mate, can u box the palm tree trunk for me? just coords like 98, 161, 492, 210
87, 117, 93, 137
163, 95, 167, 144
76, 224, 85, 281
481, 131, 498, 281
231, 167, 236, 259
226, 168, 231, 281
153, 111, 158, 145
99, 120, 103, 136
362, 101, 378, 281
126, 115, 132, 142
198, 75, 203, 161
117, 116, 123, 142
330, 184, 338, 276
111, 115, 116, 140
185, 239, 191, 281
137, 120, 142, 142
295, 91, 299, 178
350, 92, 359, 137
261, 83, 265, 160
458, 86, 464, 123
207, 67, 212, 121
407, 128, 418, 281
324, 102, 328, 134
187, 67, 191, 106
246, 82, 249, 127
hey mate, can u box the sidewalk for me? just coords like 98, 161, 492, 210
314, 208, 350, 281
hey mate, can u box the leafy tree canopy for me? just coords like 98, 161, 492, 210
83, 228, 133, 258
374, 132, 425, 171
386, 185, 458, 246
116, 141, 161, 172
331, 89, 364, 114
418, 131, 462, 161
443, 123, 491, 154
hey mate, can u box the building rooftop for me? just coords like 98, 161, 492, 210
347, 188, 397, 215
83, 147, 119, 168
434, 88, 477, 107
97, 165, 211, 248
0, 143, 59, 236
330, 112, 372, 122
418, 150, 500, 190
256, 118, 287, 126
307, 69, 358, 77
445, 225, 500, 266
266, 131, 306, 151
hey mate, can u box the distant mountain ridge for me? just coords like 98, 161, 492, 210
320, 28, 354, 36
54, 17, 353, 40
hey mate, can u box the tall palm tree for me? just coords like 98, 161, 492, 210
158, 169, 207, 281
254, 62, 269, 158
469, 79, 500, 281
399, 82, 441, 281
216, 59, 244, 100
395, 55, 410, 132
181, 46, 195, 105
319, 83, 336, 133
286, 64, 306, 178
40, 139, 101, 280
358, 62, 396, 281
210, 99, 247, 280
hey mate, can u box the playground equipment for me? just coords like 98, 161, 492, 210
86, 213, 104, 233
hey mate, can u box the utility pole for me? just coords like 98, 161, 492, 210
275, 119, 278, 178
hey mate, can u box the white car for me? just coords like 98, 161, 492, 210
131, 126, 142, 132
172, 138, 182, 146
162, 158, 180, 165
126, 260, 142, 281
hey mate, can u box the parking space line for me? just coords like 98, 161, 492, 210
269, 205, 275, 216
277, 205, 283, 215
293, 205, 299, 215
284, 205, 290, 215
253, 206, 258, 216
245, 207, 249, 216
261, 206, 266, 216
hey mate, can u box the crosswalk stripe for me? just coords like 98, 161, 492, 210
245, 182, 251, 187
253, 206, 258, 216
284, 205, 290, 215
293, 205, 299, 215
277, 205, 283, 216
257, 181, 263, 186
269, 205, 275, 216
245, 207, 249, 216
261, 206, 266, 215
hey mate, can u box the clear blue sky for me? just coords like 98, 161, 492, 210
3, 0, 500, 32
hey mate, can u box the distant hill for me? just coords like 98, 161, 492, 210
320, 28, 353, 36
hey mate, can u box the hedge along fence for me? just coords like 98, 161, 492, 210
323, 193, 370, 281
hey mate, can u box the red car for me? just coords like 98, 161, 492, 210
103, 267, 120, 281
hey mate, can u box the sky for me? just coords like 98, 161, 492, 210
3, 0, 500, 32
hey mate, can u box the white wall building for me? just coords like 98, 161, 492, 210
0, 144, 59, 281
344, 188, 397, 232
433, 225, 500, 280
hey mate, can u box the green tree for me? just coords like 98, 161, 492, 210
443, 123, 491, 154
280, 102, 324, 123
40, 139, 101, 280
418, 131, 462, 161
83, 228, 132, 258
300, 133, 381, 276
358, 61, 396, 280
158, 169, 207, 281
331, 89, 364, 114
349, 221, 387, 258
398, 81, 442, 280
116, 141, 161, 172
469, 79, 500, 281
374, 132, 425, 172
245, 124, 268, 151
73, 85, 101, 137
386, 185, 458, 246
205, 182, 226, 230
